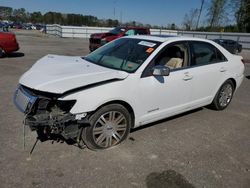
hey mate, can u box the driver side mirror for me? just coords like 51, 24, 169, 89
151, 65, 170, 76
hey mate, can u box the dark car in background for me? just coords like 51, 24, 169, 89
0, 22, 9, 32
0, 31, 19, 57
213, 39, 242, 54
89, 26, 150, 51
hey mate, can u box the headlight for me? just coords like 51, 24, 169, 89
37, 99, 76, 112
54, 100, 76, 112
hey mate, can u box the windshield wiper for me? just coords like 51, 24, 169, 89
120, 45, 135, 69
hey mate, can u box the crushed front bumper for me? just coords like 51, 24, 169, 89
13, 85, 90, 142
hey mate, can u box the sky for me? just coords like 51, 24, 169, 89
1, 0, 207, 27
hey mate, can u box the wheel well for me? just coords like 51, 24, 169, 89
228, 78, 236, 90
95, 100, 135, 128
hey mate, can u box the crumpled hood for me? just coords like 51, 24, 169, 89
19, 54, 129, 94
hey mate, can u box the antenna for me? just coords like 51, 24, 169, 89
113, 0, 117, 20
120, 10, 123, 24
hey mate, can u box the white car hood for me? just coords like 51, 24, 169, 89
20, 54, 129, 94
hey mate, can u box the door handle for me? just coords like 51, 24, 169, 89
183, 73, 193, 81
220, 67, 227, 72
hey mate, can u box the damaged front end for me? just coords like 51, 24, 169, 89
14, 85, 88, 144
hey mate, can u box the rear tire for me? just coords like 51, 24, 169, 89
0, 47, 3, 57
210, 80, 235, 110
82, 104, 131, 150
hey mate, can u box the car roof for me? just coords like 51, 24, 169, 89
127, 35, 212, 43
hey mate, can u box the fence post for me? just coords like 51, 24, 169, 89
237, 35, 240, 43
86, 27, 87, 39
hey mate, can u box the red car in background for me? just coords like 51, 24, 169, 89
0, 31, 19, 57
89, 26, 150, 51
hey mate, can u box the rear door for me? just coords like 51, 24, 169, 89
186, 41, 228, 107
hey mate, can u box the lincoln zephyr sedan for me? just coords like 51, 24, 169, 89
14, 35, 245, 150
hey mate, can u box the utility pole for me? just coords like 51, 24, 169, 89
113, 0, 117, 20
196, 0, 205, 30
120, 10, 123, 25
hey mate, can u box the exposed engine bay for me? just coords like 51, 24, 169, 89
15, 85, 89, 146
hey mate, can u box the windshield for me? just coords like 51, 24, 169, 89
109, 27, 125, 35
84, 38, 161, 73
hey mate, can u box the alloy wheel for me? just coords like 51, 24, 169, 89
92, 111, 128, 148
218, 83, 233, 107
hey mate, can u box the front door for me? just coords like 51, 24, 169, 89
135, 42, 193, 125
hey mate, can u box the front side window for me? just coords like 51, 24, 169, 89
191, 42, 226, 66
154, 42, 189, 69
142, 41, 190, 77
84, 38, 161, 73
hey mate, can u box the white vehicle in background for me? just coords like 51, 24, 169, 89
31, 25, 37, 30
14, 35, 245, 150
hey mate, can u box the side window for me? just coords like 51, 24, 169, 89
155, 42, 189, 69
125, 29, 135, 36
135, 29, 148, 35
191, 42, 226, 66
141, 42, 190, 77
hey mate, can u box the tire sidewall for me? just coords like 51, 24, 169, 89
213, 80, 235, 110
83, 104, 132, 150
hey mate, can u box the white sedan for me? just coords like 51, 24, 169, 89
14, 35, 245, 150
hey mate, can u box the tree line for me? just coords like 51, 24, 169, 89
0, 1, 249, 32
183, 0, 250, 32
0, 6, 121, 27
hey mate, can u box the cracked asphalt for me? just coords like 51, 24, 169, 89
0, 30, 250, 188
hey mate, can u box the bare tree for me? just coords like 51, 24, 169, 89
183, 8, 199, 30
230, 0, 250, 32
196, 0, 205, 29
207, 0, 228, 28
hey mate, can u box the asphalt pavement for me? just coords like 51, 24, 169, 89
0, 30, 249, 188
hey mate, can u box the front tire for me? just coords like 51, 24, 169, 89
82, 104, 131, 150
210, 80, 235, 110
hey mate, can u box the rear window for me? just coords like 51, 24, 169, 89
191, 42, 227, 66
